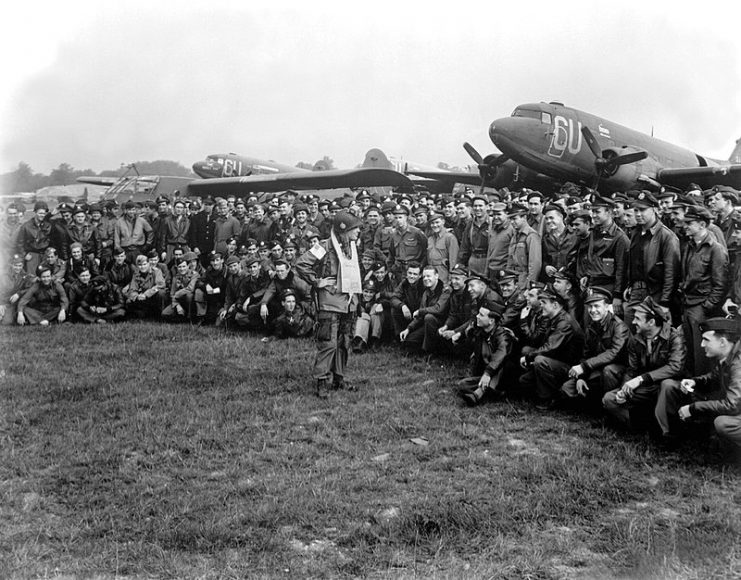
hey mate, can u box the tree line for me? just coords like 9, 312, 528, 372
0, 161, 195, 195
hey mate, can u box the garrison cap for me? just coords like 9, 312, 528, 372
480, 297, 505, 316
584, 286, 613, 304
507, 202, 529, 217
465, 273, 489, 286
538, 284, 566, 306
634, 296, 670, 324
332, 210, 363, 232
591, 195, 616, 209
449, 265, 468, 277
571, 209, 592, 222
225, 255, 240, 267
700, 317, 741, 337
544, 203, 566, 218
392, 204, 410, 216
281, 288, 296, 300
684, 206, 713, 223
709, 185, 739, 204
496, 269, 518, 282
631, 191, 659, 209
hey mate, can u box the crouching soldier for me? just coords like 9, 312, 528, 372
125, 254, 167, 319
561, 287, 630, 407
399, 265, 451, 353
263, 288, 314, 342
0, 254, 34, 325
17, 265, 69, 326
518, 285, 585, 409
602, 297, 685, 431
654, 317, 741, 450
77, 275, 125, 323
457, 298, 516, 406
162, 258, 198, 321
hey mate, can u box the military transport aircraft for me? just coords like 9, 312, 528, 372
469, 101, 741, 193
189, 152, 412, 195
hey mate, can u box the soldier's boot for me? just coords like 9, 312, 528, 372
315, 378, 330, 399
460, 386, 486, 407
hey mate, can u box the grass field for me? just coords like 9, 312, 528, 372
1, 322, 740, 579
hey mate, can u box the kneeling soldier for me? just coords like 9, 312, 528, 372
561, 287, 630, 406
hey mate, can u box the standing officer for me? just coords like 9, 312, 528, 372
486, 201, 514, 281
426, 212, 459, 283
624, 191, 680, 324
457, 194, 490, 277
541, 203, 577, 280
506, 203, 541, 292
295, 211, 364, 397
388, 205, 427, 286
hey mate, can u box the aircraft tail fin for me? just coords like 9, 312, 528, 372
362, 148, 394, 170
730, 138, 741, 163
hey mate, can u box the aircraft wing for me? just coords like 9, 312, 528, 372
404, 170, 482, 187
187, 168, 413, 194
77, 176, 119, 186
658, 164, 741, 190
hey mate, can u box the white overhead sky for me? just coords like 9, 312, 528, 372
1, 1, 740, 175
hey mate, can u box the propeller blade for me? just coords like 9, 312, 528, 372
463, 142, 484, 166
581, 126, 602, 159
607, 150, 648, 168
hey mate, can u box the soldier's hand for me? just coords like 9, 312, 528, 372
437, 325, 448, 336
206, 284, 214, 295
569, 365, 584, 378
260, 304, 268, 321
678, 404, 692, 421
399, 329, 409, 341
451, 332, 461, 344
17, 312, 26, 325
9, 293, 19, 304
579, 277, 588, 291
520, 356, 528, 369
242, 299, 250, 311
623, 377, 642, 392
317, 277, 335, 289
372, 304, 383, 315
478, 374, 491, 389
176, 304, 185, 316
576, 379, 589, 396
57, 309, 66, 323
520, 306, 530, 319
723, 298, 738, 317
544, 265, 557, 277
680, 379, 695, 394
402, 305, 412, 320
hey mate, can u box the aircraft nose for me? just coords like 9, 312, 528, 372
489, 117, 517, 148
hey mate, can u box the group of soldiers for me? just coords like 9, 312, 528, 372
1, 180, 740, 457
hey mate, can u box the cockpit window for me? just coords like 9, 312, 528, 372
512, 108, 541, 120
541, 112, 552, 125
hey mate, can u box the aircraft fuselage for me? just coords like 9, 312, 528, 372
489, 102, 727, 192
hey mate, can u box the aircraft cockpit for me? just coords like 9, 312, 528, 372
511, 107, 552, 125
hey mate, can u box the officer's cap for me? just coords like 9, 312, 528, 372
496, 269, 518, 282
700, 317, 741, 338
591, 195, 616, 209
584, 286, 613, 304
449, 265, 468, 277
634, 296, 669, 324
507, 202, 529, 217
544, 203, 566, 218
392, 204, 410, 216
631, 191, 659, 209
684, 206, 713, 224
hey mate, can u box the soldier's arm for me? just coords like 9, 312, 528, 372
644, 326, 686, 384
690, 356, 741, 417
582, 318, 630, 372
614, 232, 629, 295
526, 232, 542, 285
659, 230, 680, 305
704, 244, 728, 310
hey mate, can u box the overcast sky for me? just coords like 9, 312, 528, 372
2, 1, 740, 175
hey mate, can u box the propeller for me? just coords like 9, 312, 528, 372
581, 126, 648, 189
463, 142, 509, 191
